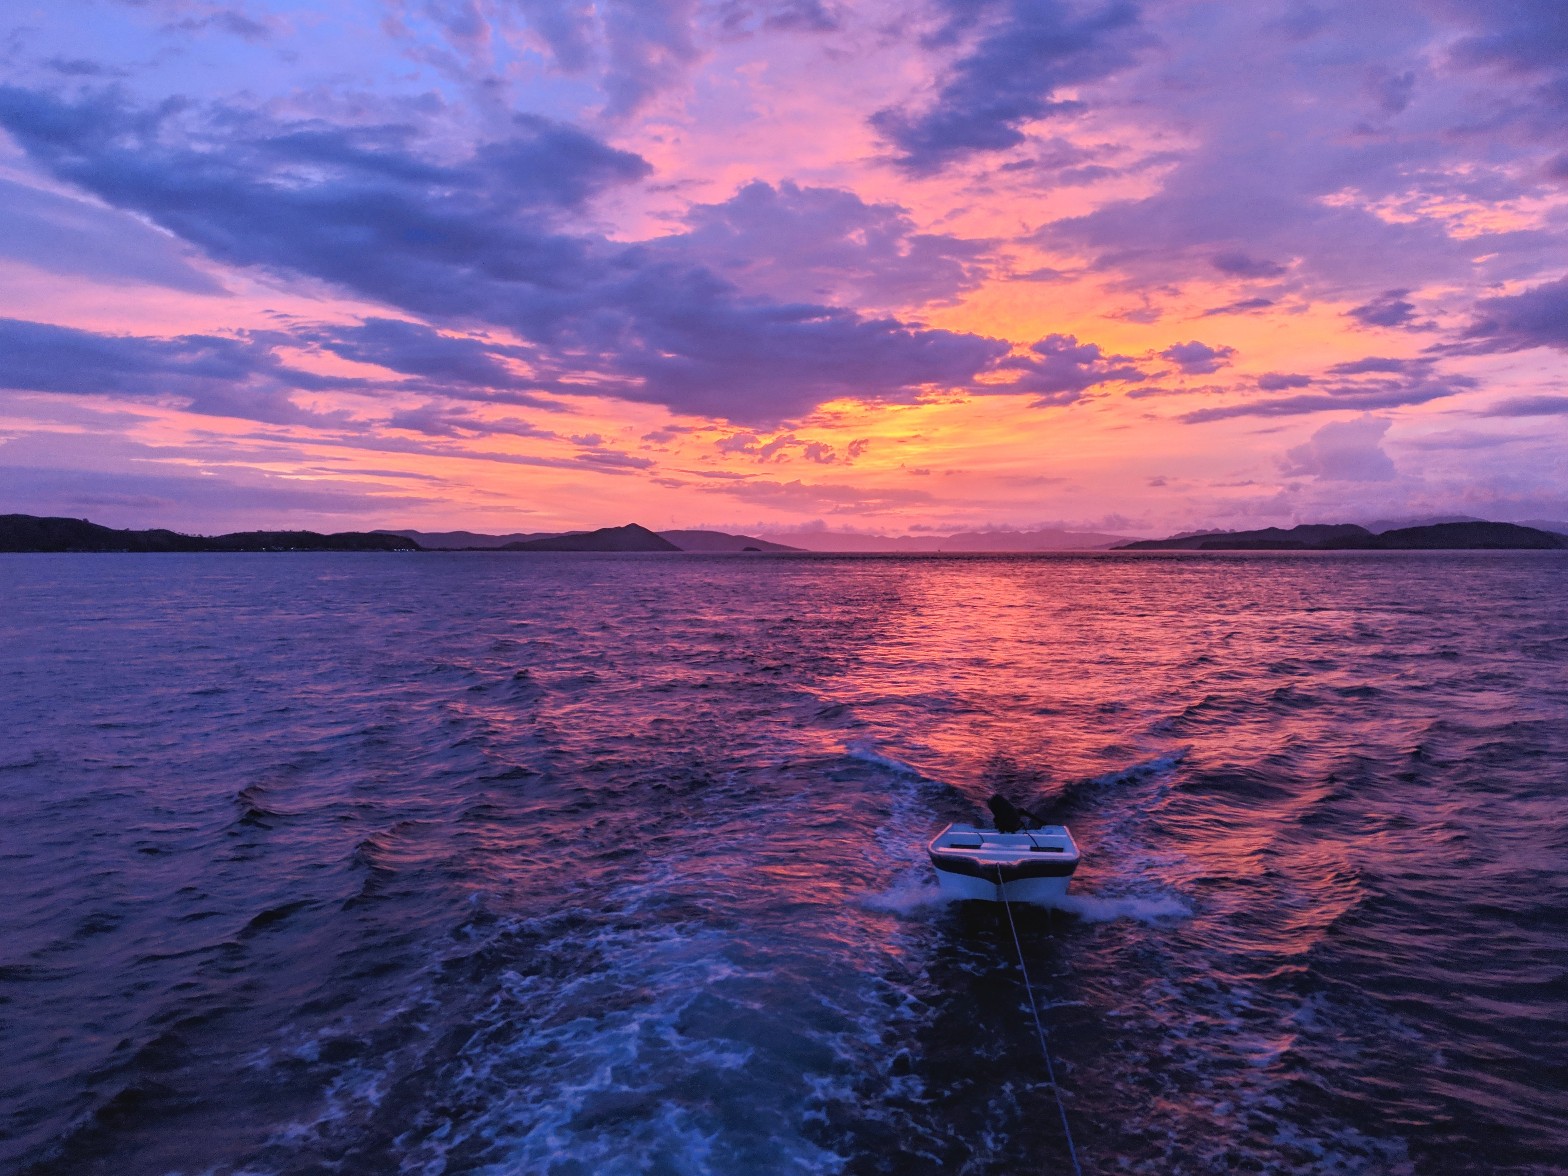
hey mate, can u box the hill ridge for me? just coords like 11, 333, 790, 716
1118, 521, 1568, 551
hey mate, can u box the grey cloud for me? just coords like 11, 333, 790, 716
0, 176, 223, 294
1281, 414, 1397, 481
871, 0, 1144, 174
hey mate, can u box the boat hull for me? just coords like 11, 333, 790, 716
928, 822, 1080, 906
932, 868, 1074, 904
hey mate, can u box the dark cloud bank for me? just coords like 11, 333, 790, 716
0, 84, 1152, 426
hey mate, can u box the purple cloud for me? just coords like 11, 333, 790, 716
384, 403, 557, 439
871, 0, 1144, 174
1033, 3, 1536, 303
0, 86, 1012, 425
0, 176, 222, 295
1258, 372, 1312, 390
1444, 0, 1568, 84
0, 316, 354, 425
1346, 289, 1425, 329
481, 0, 839, 116
1001, 334, 1146, 404
1160, 340, 1236, 374
712, 0, 839, 34
1210, 251, 1286, 278
1182, 367, 1476, 422
1329, 356, 1427, 375
1459, 276, 1568, 352
1484, 395, 1568, 416
304, 318, 546, 399
661, 180, 990, 310
1202, 297, 1275, 317
1369, 68, 1417, 115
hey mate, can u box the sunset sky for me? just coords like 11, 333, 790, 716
1, 0, 1565, 538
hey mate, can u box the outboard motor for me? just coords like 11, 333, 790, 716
987, 793, 1040, 833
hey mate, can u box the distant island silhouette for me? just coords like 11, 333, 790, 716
1117, 521, 1568, 551
0, 514, 421, 553
384, 526, 799, 552
500, 523, 680, 552
0, 515, 795, 554
3, 514, 1565, 554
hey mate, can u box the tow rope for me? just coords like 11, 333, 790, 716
994, 864, 1084, 1176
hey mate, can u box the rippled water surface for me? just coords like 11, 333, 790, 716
2, 552, 1566, 1175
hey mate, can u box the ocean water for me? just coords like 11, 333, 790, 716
1, 551, 1565, 1175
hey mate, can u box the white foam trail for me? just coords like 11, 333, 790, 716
843, 739, 925, 779
1052, 891, 1192, 923
857, 876, 951, 915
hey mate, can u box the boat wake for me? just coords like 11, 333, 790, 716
1051, 890, 1192, 924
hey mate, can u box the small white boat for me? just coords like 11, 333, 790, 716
928, 822, 1080, 904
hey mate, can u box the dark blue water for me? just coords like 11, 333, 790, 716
1, 552, 1565, 1174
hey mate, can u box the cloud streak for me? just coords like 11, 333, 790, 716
872, 0, 1144, 174
0, 316, 354, 424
